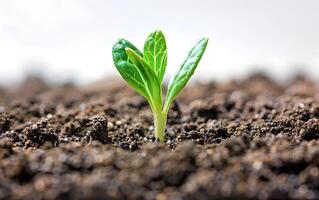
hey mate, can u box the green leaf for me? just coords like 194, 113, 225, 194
125, 48, 162, 109
164, 38, 208, 111
112, 39, 151, 101
143, 30, 167, 83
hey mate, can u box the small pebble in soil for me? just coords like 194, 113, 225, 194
107, 122, 114, 130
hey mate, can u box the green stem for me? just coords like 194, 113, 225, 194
154, 111, 167, 141
163, 99, 172, 117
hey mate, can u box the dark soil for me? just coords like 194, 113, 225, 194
1, 74, 319, 199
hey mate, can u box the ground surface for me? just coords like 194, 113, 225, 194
0, 74, 319, 200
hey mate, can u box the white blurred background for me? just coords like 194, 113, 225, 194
0, 0, 318, 85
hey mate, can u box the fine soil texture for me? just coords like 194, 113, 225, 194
1, 74, 319, 200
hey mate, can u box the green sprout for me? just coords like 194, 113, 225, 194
112, 30, 208, 141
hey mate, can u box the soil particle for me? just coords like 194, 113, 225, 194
0, 114, 11, 133
23, 119, 58, 148
0, 137, 13, 158
85, 115, 109, 144
167, 101, 182, 124
61, 115, 108, 144
300, 119, 319, 140
190, 99, 220, 120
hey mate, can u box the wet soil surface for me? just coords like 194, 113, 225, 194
1, 74, 319, 199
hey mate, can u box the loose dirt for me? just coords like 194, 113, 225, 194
0, 74, 319, 199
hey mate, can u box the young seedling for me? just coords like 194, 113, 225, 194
112, 30, 208, 141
